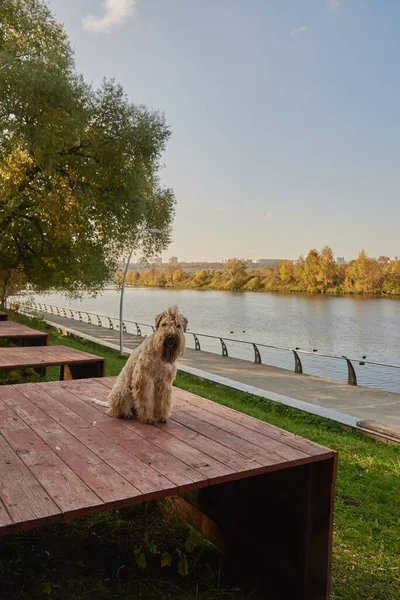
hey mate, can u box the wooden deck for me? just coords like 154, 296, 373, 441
0, 321, 48, 346
0, 311, 7, 321
0, 377, 337, 598
0, 345, 105, 379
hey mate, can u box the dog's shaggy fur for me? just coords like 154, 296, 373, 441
106, 306, 187, 423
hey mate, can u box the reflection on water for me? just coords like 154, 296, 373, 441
32, 289, 400, 393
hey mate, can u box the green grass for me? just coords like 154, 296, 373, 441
0, 310, 399, 599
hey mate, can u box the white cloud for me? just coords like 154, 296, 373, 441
265, 212, 273, 221
327, 0, 340, 12
291, 25, 308, 36
82, 0, 136, 33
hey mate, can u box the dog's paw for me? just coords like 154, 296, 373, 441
140, 417, 156, 425
157, 418, 168, 423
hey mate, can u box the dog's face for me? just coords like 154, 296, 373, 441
153, 306, 187, 363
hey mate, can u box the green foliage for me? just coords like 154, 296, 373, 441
0, 366, 41, 385
134, 532, 158, 570
120, 249, 400, 296
0, 0, 175, 303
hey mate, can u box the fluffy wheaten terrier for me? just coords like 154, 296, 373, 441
106, 306, 187, 423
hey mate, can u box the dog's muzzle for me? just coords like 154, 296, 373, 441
165, 334, 178, 348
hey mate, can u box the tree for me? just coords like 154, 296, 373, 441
318, 246, 337, 289
0, 0, 175, 304
243, 276, 262, 291
293, 256, 305, 287
172, 268, 184, 286
303, 249, 321, 292
191, 269, 209, 288
279, 260, 294, 284
223, 259, 248, 291
345, 250, 384, 294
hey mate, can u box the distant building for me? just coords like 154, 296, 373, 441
254, 259, 277, 266
335, 257, 346, 265
169, 256, 178, 264
137, 257, 147, 265
153, 257, 162, 265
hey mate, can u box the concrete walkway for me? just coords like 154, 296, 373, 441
25, 309, 400, 441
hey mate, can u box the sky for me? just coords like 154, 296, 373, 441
47, 0, 400, 262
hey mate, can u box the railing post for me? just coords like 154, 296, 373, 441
292, 350, 303, 374
220, 338, 228, 357
97, 315, 102, 327
87, 313, 92, 324
78, 311, 83, 322
107, 317, 113, 330
253, 343, 262, 364
135, 323, 142, 337
343, 356, 357, 386
69, 309, 74, 320
122, 322, 127, 333
193, 333, 201, 351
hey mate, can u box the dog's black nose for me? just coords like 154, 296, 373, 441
167, 334, 177, 342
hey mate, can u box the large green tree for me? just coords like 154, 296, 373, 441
0, 0, 175, 304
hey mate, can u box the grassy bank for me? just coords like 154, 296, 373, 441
0, 311, 399, 599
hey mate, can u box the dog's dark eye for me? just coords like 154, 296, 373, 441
162, 322, 167, 327
177, 323, 181, 328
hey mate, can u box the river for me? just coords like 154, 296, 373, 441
30, 288, 400, 393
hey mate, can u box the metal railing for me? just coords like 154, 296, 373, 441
17, 301, 400, 388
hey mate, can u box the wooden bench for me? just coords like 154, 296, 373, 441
0, 378, 337, 599
0, 321, 48, 346
0, 345, 105, 379
0, 311, 7, 321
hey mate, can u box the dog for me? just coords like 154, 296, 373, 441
97, 306, 187, 424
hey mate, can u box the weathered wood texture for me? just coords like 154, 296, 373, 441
0, 321, 48, 346
0, 377, 337, 599
0, 345, 105, 379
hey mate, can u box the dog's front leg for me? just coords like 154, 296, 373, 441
131, 369, 155, 424
153, 379, 173, 423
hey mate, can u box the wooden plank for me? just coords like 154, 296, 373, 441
170, 408, 283, 467
166, 496, 224, 552
0, 385, 140, 504
0, 346, 105, 369
47, 380, 212, 489
171, 404, 310, 469
0, 497, 12, 529
58, 379, 243, 481
0, 429, 59, 525
303, 455, 338, 599
0, 397, 102, 514
21, 381, 202, 492
157, 418, 264, 474
60, 379, 270, 481
65, 379, 310, 476
0, 321, 48, 337
173, 394, 312, 464
173, 388, 333, 459
41, 381, 189, 496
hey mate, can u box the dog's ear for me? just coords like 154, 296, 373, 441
181, 315, 188, 332
155, 313, 164, 329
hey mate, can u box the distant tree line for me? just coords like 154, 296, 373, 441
118, 247, 400, 296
